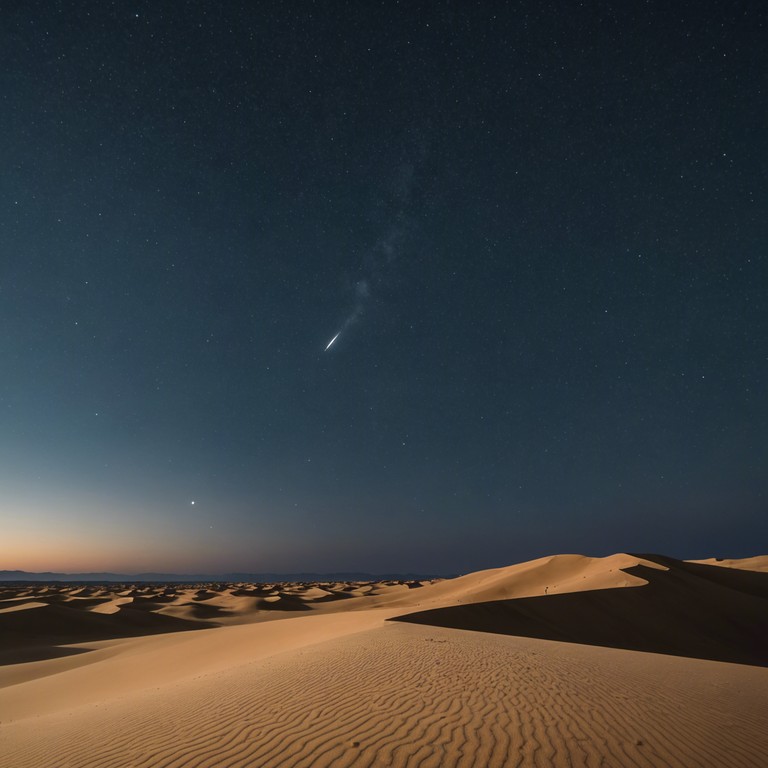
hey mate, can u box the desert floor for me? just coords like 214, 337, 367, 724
1, 553, 767, 767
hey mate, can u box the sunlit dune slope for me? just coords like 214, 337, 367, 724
379, 553, 667, 611
2, 617, 767, 768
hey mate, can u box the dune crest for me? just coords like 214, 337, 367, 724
384, 553, 668, 610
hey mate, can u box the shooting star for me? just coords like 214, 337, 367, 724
324, 331, 341, 351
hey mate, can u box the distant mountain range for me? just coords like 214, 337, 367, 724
0, 569, 443, 583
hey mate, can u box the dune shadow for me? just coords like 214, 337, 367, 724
172, 602, 233, 619
391, 555, 768, 667
258, 596, 312, 612
312, 591, 355, 602
0, 644, 92, 665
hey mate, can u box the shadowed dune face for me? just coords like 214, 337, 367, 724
392, 555, 768, 666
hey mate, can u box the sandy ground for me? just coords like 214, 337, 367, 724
1, 553, 766, 767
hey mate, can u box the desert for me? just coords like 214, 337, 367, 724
1, 553, 767, 767
4, 0, 766, 765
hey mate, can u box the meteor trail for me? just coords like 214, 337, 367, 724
325, 332, 341, 351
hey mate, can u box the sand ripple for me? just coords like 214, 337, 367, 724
2, 622, 766, 768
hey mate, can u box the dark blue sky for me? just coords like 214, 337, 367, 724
2, 1, 766, 574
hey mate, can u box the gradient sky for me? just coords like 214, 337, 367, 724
1, 1, 766, 575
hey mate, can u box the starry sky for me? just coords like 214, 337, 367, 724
1, 1, 766, 575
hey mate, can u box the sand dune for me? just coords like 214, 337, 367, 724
688, 555, 768, 572
1, 553, 766, 767
376, 553, 668, 612
0, 601, 48, 614
393, 554, 768, 666
87, 596, 134, 614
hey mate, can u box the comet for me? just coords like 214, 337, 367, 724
325, 332, 341, 351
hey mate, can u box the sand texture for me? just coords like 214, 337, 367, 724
1, 553, 767, 767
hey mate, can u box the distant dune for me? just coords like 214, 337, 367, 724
0, 569, 440, 583
687, 555, 768, 572
1, 553, 766, 767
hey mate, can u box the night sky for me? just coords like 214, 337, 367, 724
2, 1, 766, 575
